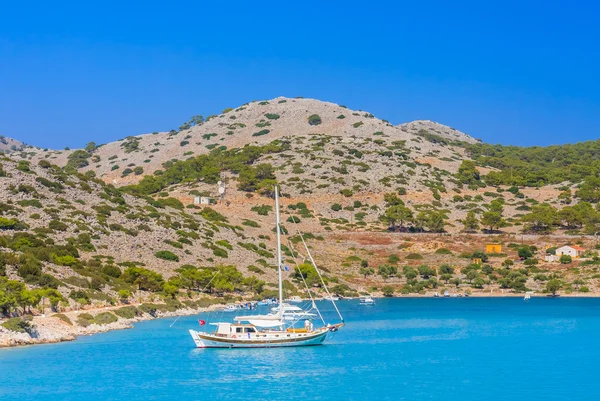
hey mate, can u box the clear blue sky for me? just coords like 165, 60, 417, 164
1, 0, 599, 149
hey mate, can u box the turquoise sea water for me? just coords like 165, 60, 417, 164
1, 297, 599, 400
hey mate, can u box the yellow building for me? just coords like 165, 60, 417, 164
485, 244, 502, 253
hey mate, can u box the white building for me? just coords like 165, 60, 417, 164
555, 245, 585, 259
194, 196, 214, 205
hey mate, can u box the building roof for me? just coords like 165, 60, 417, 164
557, 245, 585, 251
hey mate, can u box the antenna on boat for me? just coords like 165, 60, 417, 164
297, 231, 344, 324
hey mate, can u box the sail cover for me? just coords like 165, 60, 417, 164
246, 319, 284, 327
234, 312, 283, 327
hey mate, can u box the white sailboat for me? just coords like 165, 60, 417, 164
189, 186, 344, 348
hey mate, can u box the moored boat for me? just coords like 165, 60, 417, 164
189, 186, 344, 348
359, 296, 375, 305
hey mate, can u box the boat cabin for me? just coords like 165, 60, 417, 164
213, 323, 258, 337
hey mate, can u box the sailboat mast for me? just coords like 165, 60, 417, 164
275, 186, 284, 309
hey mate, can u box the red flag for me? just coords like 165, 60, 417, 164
198, 319, 206, 326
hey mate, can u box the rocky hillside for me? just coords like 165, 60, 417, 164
397, 120, 480, 144
0, 136, 27, 153
2, 95, 600, 329
0, 155, 307, 314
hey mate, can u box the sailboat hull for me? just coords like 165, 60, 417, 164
189, 328, 329, 348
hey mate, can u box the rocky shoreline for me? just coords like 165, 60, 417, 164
0, 303, 223, 349
2, 292, 597, 349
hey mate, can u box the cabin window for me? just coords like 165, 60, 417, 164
244, 328, 256, 333
236, 327, 244, 333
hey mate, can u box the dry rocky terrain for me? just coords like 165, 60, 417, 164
2, 96, 600, 346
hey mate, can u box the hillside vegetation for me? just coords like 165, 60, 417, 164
3, 96, 600, 333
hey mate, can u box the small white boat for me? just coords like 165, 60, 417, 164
359, 297, 375, 305
271, 303, 302, 313
524, 291, 533, 301
324, 295, 340, 301
433, 292, 440, 297
271, 303, 317, 321
443, 290, 450, 298
257, 298, 277, 306
286, 296, 303, 303
222, 304, 238, 312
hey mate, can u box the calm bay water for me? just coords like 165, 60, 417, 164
1, 297, 599, 400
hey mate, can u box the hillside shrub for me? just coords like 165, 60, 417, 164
76, 313, 94, 327
101, 265, 122, 278
252, 129, 270, 137
251, 205, 272, 216
155, 250, 179, 262
2, 317, 33, 333
435, 248, 452, 255
94, 312, 118, 325
114, 306, 139, 319
406, 253, 423, 260
52, 313, 72, 325
308, 114, 322, 126
382, 286, 395, 297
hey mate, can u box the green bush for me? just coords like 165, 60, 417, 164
49, 220, 68, 231
286, 216, 301, 223
2, 317, 34, 333
308, 114, 322, 126
0, 217, 18, 230
76, 313, 95, 327
138, 303, 160, 316
38, 160, 52, 168
94, 312, 118, 325
101, 265, 122, 278
155, 250, 179, 262
251, 205, 272, 216
242, 219, 260, 228
52, 313, 72, 325
406, 253, 423, 260
252, 129, 270, 137
559, 254, 572, 264
114, 306, 139, 319
435, 248, 452, 255
213, 247, 228, 258
382, 286, 395, 297
248, 265, 264, 274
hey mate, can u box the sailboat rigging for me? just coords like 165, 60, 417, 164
189, 186, 344, 348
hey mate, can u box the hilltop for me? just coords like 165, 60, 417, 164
0, 136, 27, 153
15, 97, 477, 185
